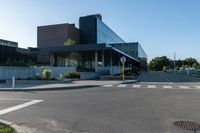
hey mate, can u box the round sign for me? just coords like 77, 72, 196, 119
120, 56, 126, 64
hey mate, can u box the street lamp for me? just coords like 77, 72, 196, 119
174, 52, 176, 72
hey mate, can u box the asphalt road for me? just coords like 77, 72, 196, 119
139, 71, 200, 82
0, 72, 200, 133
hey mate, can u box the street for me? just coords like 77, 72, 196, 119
1, 72, 200, 133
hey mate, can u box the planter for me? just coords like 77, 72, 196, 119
6, 80, 70, 85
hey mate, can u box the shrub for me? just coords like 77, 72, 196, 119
65, 72, 80, 79
163, 66, 167, 72
50, 78, 56, 80
42, 69, 52, 80
33, 73, 41, 80
58, 74, 64, 81
0, 122, 16, 133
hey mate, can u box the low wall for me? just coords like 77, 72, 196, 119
110, 66, 131, 75
95, 67, 110, 75
0, 66, 33, 80
100, 75, 138, 80
6, 79, 70, 85
80, 72, 99, 80
33, 66, 76, 78
0, 66, 76, 80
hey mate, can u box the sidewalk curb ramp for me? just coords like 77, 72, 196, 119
120, 72, 143, 84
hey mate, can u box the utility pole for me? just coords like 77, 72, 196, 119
174, 52, 176, 72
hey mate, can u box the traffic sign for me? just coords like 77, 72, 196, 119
120, 56, 126, 64
120, 56, 126, 81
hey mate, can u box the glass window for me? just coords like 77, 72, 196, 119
97, 19, 125, 44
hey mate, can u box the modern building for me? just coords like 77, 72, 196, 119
0, 39, 35, 65
35, 14, 147, 74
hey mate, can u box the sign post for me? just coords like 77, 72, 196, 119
12, 76, 15, 89
120, 56, 126, 81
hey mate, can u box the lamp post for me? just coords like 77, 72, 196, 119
174, 52, 176, 72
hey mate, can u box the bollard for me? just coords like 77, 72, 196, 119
12, 76, 15, 89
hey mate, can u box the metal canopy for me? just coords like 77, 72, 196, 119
35, 43, 140, 63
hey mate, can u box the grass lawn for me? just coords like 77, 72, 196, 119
0, 123, 16, 133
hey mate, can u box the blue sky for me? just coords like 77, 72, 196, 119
0, 0, 200, 61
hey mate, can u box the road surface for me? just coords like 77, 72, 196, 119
0, 72, 200, 133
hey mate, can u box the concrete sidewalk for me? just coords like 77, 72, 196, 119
0, 80, 123, 91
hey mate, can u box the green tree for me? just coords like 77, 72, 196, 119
64, 38, 76, 46
184, 58, 198, 67
149, 56, 170, 71
192, 63, 199, 69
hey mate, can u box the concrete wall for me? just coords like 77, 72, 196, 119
0, 66, 76, 80
80, 72, 99, 80
110, 66, 131, 75
95, 67, 110, 75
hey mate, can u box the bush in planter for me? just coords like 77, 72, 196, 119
42, 69, 52, 80
65, 72, 80, 79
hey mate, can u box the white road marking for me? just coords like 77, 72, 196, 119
118, 84, 127, 87
147, 85, 156, 88
139, 82, 174, 84
103, 84, 113, 87
163, 86, 172, 89
132, 85, 141, 88
195, 86, 200, 89
0, 100, 43, 115
179, 86, 190, 89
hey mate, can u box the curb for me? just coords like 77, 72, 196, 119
119, 72, 143, 84
0, 85, 100, 92
0, 119, 24, 133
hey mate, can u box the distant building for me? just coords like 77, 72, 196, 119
0, 39, 35, 65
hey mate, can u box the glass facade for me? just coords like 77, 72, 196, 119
97, 19, 125, 44
110, 43, 147, 62
138, 44, 147, 59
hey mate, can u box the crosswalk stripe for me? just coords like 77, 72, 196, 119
179, 86, 190, 89
118, 84, 127, 87
163, 86, 172, 89
147, 85, 156, 88
194, 86, 200, 89
102, 84, 200, 90
103, 84, 113, 87
132, 85, 141, 88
